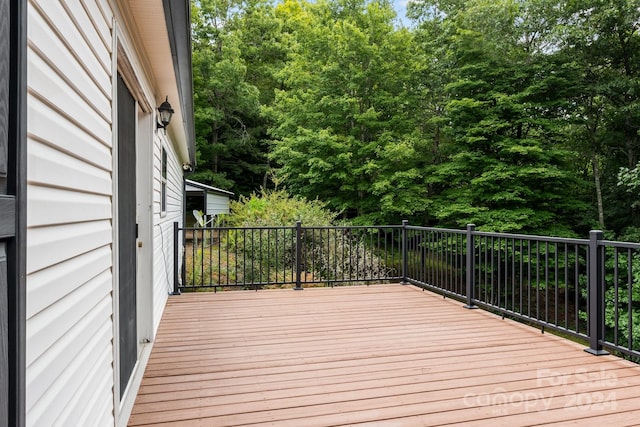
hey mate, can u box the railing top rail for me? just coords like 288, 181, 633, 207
182, 225, 404, 232
406, 225, 467, 235
405, 225, 589, 244
472, 230, 588, 245
181, 225, 296, 231
599, 240, 640, 250
303, 225, 403, 230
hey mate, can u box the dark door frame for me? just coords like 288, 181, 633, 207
3, 0, 27, 425
116, 73, 138, 400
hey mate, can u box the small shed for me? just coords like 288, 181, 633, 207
185, 179, 234, 226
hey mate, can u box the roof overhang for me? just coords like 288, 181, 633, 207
126, 0, 196, 166
162, 0, 195, 166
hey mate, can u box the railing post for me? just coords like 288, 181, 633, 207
401, 220, 409, 285
464, 224, 477, 309
172, 221, 181, 295
294, 221, 303, 290
585, 230, 608, 355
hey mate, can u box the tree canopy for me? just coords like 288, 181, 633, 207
190, 0, 640, 238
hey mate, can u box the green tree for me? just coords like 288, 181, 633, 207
619, 162, 640, 209
267, 0, 429, 224
560, 0, 640, 233
191, 0, 279, 194
414, 0, 589, 234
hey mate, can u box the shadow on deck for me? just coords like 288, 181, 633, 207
129, 284, 640, 426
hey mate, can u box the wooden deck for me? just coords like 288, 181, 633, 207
129, 284, 640, 426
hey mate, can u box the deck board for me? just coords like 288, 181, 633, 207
129, 284, 640, 426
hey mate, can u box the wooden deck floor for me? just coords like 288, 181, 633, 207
128, 284, 640, 426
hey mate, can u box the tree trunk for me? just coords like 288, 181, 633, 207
211, 131, 219, 173
592, 155, 605, 229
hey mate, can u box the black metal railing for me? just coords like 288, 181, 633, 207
403, 223, 468, 299
599, 238, 640, 358
173, 221, 640, 358
176, 222, 402, 291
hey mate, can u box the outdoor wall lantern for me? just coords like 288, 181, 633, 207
157, 96, 175, 133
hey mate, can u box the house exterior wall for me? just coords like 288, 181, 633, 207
151, 136, 182, 332
207, 193, 230, 215
25, 1, 190, 425
26, 1, 116, 425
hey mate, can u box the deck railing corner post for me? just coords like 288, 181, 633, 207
294, 221, 303, 290
464, 224, 477, 309
401, 220, 409, 285
585, 229, 608, 355
172, 221, 181, 295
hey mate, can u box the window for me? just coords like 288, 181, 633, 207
161, 147, 167, 213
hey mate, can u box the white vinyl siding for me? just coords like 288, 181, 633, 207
207, 193, 230, 215
152, 136, 183, 330
161, 147, 167, 213
26, 1, 115, 426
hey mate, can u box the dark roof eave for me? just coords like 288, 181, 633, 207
162, 0, 196, 167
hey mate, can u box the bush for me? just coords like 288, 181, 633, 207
222, 189, 389, 285
226, 189, 337, 227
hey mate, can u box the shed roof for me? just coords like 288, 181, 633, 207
185, 179, 234, 196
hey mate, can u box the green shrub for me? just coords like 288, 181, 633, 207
226, 189, 337, 227
222, 189, 388, 285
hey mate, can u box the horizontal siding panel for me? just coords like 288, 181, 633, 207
151, 140, 163, 216
95, 402, 116, 427
152, 174, 161, 214
26, 304, 113, 426
29, 4, 111, 110
28, 96, 111, 168
153, 281, 169, 332
28, 139, 112, 196
28, 311, 112, 414
82, 379, 115, 427
152, 221, 174, 328
28, 186, 111, 228
153, 141, 184, 217
26, 269, 112, 367
30, 0, 111, 80
26, 245, 111, 319
54, 346, 113, 427
207, 194, 230, 214
25, 294, 111, 409
27, 220, 112, 274
28, 48, 111, 144
73, 357, 115, 427
46, 333, 113, 427
166, 190, 182, 215
80, 0, 112, 50
62, 0, 111, 70
153, 136, 183, 328
96, 0, 113, 29
153, 257, 169, 330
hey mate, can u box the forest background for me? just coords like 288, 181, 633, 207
189, 0, 640, 240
